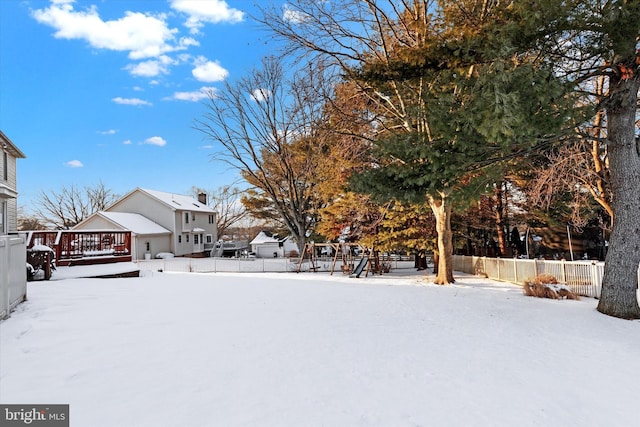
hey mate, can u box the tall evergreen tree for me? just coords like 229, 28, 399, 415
494, 0, 640, 318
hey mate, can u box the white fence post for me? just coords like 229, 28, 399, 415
1, 239, 8, 319
590, 262, 599, 298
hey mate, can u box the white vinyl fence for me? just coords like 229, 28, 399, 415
453, 255, 640, 298
135, 257, 417, 275
137, 257, 299, 273
1, 235, 27, 320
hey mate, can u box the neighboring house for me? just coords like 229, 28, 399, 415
74, 211, 172, 260
1, 131, 27, 319
0, 131, 25, 235
75, 188, 217, 259
250, 231, 298, 258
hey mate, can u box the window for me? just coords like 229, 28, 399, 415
185, 212, 190, 224
145, 241, 150, 251
186, 234, 189, 243
206, 234, 212, 244
0, 201, 5, 234
192, 213, 195, 221
208, 214, 215, 224
194, 234, 199, 244
178, 235, 182, 243
2, 151, 7, 181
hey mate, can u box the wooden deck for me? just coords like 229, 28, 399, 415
26, 230, 133, 267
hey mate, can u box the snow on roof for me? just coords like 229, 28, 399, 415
139, 188, 215, 213
250, 231, 290, 245
99, 212, 171, 235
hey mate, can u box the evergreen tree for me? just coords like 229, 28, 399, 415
495, 0, 640, 318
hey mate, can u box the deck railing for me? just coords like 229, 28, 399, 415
25, 230, 132, 266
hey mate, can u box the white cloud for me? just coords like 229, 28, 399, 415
166, 86, 216, 102
32, 1, 183, 59
126, 60, 166, 77
65, 159, 83, 168
123, 140, 132, 145
178, 36, 199, 48
125, 55, 175, 77
251, 88, 270, 102
112, 97, 152, 106
144, 136, 167, 147
170, 0, 244, 34
282, 5, 307, 24
98, 129, 117, 135
192, 56, 228, 82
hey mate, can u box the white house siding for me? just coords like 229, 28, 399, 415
0, 132, 26, 318
173, 210, 216, 256
1, 147, 20, 233
135, 235, 171, 260
103, 188, 216, 257
108, 192, 177, 253
6, 155, 17, 232
109, 192, 176, 233
74, 215, 115, 230
6, 198, 17, 233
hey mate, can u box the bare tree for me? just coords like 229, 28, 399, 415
195, 56, 331, 253
17, 207, 47, 231
34, 181, 119, 229
191, 185, 248, 239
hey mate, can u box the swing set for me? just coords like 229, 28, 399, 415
296, 242, 388, 277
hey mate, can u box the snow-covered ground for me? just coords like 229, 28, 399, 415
1, 268, 639, 426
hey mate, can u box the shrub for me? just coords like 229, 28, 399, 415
523, 274, 579, 300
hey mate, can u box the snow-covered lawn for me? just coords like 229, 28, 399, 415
1, 269, 639, 426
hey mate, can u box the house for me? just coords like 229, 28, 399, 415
0, 131, 25, 235
1, 131, 27, 319
75, 188, 217, 259
250, 231, 298, 258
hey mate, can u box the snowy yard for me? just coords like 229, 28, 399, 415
1, 269, 639, 426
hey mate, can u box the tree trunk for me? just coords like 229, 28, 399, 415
428, 192, 455, 284
597, 75, 640, 319
494, 183, 507, 256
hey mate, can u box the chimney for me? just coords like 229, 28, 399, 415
198, 192, 207, 205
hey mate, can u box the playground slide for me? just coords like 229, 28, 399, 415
351, 256, 369, 278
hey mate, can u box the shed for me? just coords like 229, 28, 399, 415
250, 231, 298, 258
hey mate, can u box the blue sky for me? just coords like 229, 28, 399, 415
0, 0, 284, 214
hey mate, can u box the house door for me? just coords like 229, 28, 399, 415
193, 233, 203, 253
